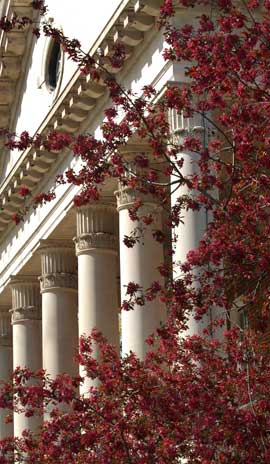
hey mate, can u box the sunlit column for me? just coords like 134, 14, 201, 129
10, 276, 42, 438
116, 186, 165, 359
0, 306, 13, 440
169, 109, 212, 335
75, 203, 119, 393
39, 240, 78, 378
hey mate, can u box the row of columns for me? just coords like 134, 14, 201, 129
0, 116, 213, 442
0, 191, 166, 439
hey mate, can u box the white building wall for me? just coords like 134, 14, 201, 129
0, 6, 178, 289
5, 0, 120, 175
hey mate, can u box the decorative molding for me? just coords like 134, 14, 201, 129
9, 275, 41, 325
76, 202, 116, 236
38, 240, 77, 291
0, 0, 160, 231
115, 186, 159, 212
115, 186, 137, 210
75, 203, 118, 254
9, 275, 41, 312
117, 140, 153, 157
38, 239, 77, 275
39, 272, 77, 292
0, 0, 35, 138
10, 305, 41, 324
74, 232, 117, 255
39, 238, 75, 250
168, 108, 209, 146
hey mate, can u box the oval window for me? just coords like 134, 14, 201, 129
46, 40, 62, 92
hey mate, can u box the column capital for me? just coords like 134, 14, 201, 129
75, 202, 117, 255
38, 240, 77, 293
74, 233, 117, 255
10, 306, 42, 324
9, 276, 41, 324
0, 306, 12, 346
115, 186, 161, 212
168, 108, 208, 145
39, 273, 78, 292
115, 186, 135, 211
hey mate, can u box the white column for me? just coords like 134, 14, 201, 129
170, 109, 211, 335
74, 203, 119, 393
116, 187, 165, 359
39, 240, 78, 379
10, 276, 42, 438
0, 306, 13, 440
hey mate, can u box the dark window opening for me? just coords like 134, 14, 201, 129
47, 41, 61, 91
239, 308, 249, 330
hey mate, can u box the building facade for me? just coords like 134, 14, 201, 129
0, 0, 208, 441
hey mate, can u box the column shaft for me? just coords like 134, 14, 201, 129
170, 109, 210, 335
116, 188, 165, 359
0, 307, 13, 440
39, 240, 78, 379
77, 252, 119, 345
10, 276, 42, 438
75, 204, 119, 394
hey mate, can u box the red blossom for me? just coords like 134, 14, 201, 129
32, 191, 56, 206
11, 213, 21, 225
2, 1, 270, 461
18, 186, 30, 198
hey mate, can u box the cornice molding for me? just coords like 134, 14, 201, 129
0, 1, 36, 136
0, 0, 163, 233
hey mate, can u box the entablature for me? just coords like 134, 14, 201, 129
0, 0, 37, 133
0, 0, 165, 233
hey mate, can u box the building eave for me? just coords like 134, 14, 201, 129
0, 0, 37, 132
0, 0, 165, 232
